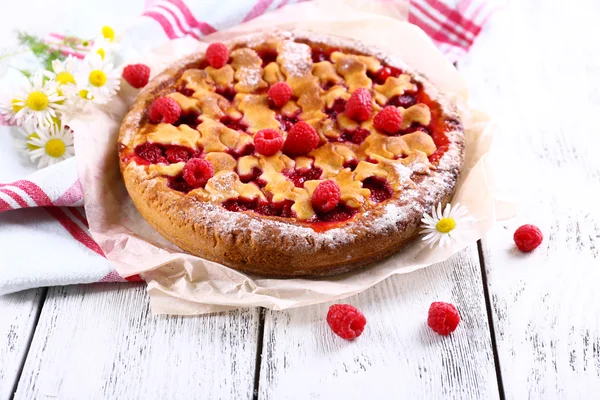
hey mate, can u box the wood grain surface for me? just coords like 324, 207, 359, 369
13, 284, 260, 400
258, 247, 500, 399
0, 289, 43, 400
2, 0, 600, 398
460, 0, 600, 397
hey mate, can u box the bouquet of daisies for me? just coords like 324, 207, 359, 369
1, 26, 121, 169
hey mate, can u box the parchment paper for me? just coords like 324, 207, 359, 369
72, 1, 515, 315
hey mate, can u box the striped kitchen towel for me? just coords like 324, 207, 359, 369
0, 0, 497, 295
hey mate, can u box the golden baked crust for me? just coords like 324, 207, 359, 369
118, 30, 465, 277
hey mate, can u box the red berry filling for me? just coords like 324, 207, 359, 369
367, 65, 403, 85
388, 94, 417, 108
326, 304, 367, 340
168, 175, 192, 193
215, 86, 237, 102
223, 198, 295, 218
275, 113, 299, 132
428, 302, 460, 336
317, 204, 357, 222
284, 166, 323, 188
220, 115, 248, 132
325, 98, 347, 121
182, 158, 214, 189
239, 167, 262, 183
165, 146, 193, 164
135, 142, 166, 164
362, 177, 393, 203
254, 129, 284, 156
173, 112, 201, 129
311, 47, 336, 63
206, 42, 229, 69
339, 128, 370, 144
257, 49, 278, 67
513, 224, 543, 252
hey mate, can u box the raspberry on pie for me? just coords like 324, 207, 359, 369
118, 31, 465, 277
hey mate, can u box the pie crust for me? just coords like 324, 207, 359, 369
118, 30, 465, 277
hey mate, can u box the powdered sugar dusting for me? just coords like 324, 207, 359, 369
237, 67, 261, 88
278, 40, 312, 77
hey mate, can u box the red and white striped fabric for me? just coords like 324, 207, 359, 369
0, 0, 496, 295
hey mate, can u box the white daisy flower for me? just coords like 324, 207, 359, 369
12, 74, 63, 126
10, 73, 64, 128
0, 96, 25, 125
420, 202, 473, 248
27, 123, 74, 169
76, 54, 120, 104
44, 56, 78, 86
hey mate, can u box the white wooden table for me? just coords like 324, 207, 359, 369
2, 0, 600, 398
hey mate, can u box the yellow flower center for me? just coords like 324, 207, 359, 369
11, 99, 23, 113
436, 218, 456, 234
82, 40, 90, 47
27, 133, 40, 151
96, 48, 105, 60
79, 89, 92, 99
26, 91, 49, 111
89, 70, 107, 87
45, 138, 66, 158
102, 26, 115, 42
56, 72, 76, 85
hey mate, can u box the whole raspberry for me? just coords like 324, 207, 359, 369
182, 158, 214, 188
268, 82, 292, 107
122, 64, 151, 88
165, 146, 191, 164
326, 304, 367, 341
428, 302, 460, 336
283, 121, 320, 156
513, 224, 543, 252
254, 129, 284, 156
373, 106, 403, 134
135, 142, 165, 164
312, 180, 341, 213
345, 88, 373, 122
206, 42, 229, 69
149, 97, 181, 124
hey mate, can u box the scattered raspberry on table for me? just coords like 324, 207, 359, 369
122, 63, 151, 88
427, 302, 460, 336
327, 304, 367, 340
513, 224, 543, 252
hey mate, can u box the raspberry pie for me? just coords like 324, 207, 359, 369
118, 31, 465, 277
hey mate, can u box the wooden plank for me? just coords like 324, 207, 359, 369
460, 0, 600, 397
14, 283, 260, 400
259, 246, 500, 399
0, 289, 44, 400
